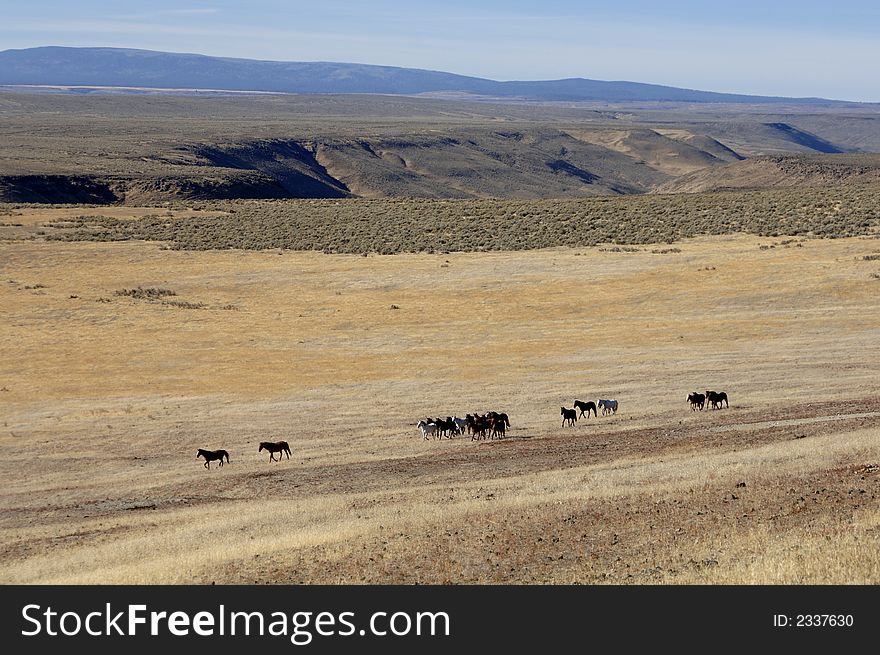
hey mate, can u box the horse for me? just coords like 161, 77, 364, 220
491, 418, 507, 439
705, 390, 729, 409
488, 411, 510, 428
687, 392, 706, 411
259, 440, 291, 462
574, 399, 597, 418
451, 416, 469, 436
418, 420, 438, 440
197, 448, 229, 469
597, 399, 618, 415
561, 406, 578, 427
434, 417, 457, 438
467, 414, 491, 440
442, 416, 462, 437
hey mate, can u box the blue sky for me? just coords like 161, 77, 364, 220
2, 1, 879, 101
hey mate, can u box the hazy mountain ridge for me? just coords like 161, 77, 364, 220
0, 46, 854, 105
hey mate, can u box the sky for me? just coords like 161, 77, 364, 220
2, 0, 879, 101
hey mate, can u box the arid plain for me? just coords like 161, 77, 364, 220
2, 206, 878, 584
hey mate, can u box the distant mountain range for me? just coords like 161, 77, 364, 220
0, 46, 852, 105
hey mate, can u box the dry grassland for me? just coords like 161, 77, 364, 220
1, 212, 879, 584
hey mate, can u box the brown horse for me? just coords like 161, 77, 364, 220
259, 440, 291, 462
197, 448, 229, 469
467, 414, 492, 440
487, 411, 510, 429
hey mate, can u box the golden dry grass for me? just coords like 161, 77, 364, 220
1, 213, 879, 584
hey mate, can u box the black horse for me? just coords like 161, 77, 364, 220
705, 390, 729, 410
687, 392, 706, 411
197, 448, 229, 469
434, 417, 456, 438
574, 399, 597, 418
561, 407, 578, 427
259, 440, 291, 462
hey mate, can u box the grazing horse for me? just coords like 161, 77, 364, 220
259, 440, 291, 462
561, 407, 578, 427
597, 399, 618, 415
705, 390, 729, 410
574, 399, 597, 418
687, 392, 706, 411
197, 448, 229, 469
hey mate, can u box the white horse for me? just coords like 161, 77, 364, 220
418, 419, 438, 440
451, 416, 468, 435
597, 399, 618, 415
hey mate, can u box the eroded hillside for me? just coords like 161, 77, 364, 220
0, 92, 877, 202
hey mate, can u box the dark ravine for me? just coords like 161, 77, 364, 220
0, 172, 293, 204
0, 175, 120, 204
195, 141, 352, 199
763, 123, 846, 154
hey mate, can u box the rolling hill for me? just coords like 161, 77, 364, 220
654, 154, 880, 193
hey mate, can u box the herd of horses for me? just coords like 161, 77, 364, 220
197, 390, 732, 469
196, 441, 290, 469
418, 412, 510, 440
423, 390, 731, 439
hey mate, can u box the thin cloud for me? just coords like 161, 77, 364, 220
158, 8, 219, 16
